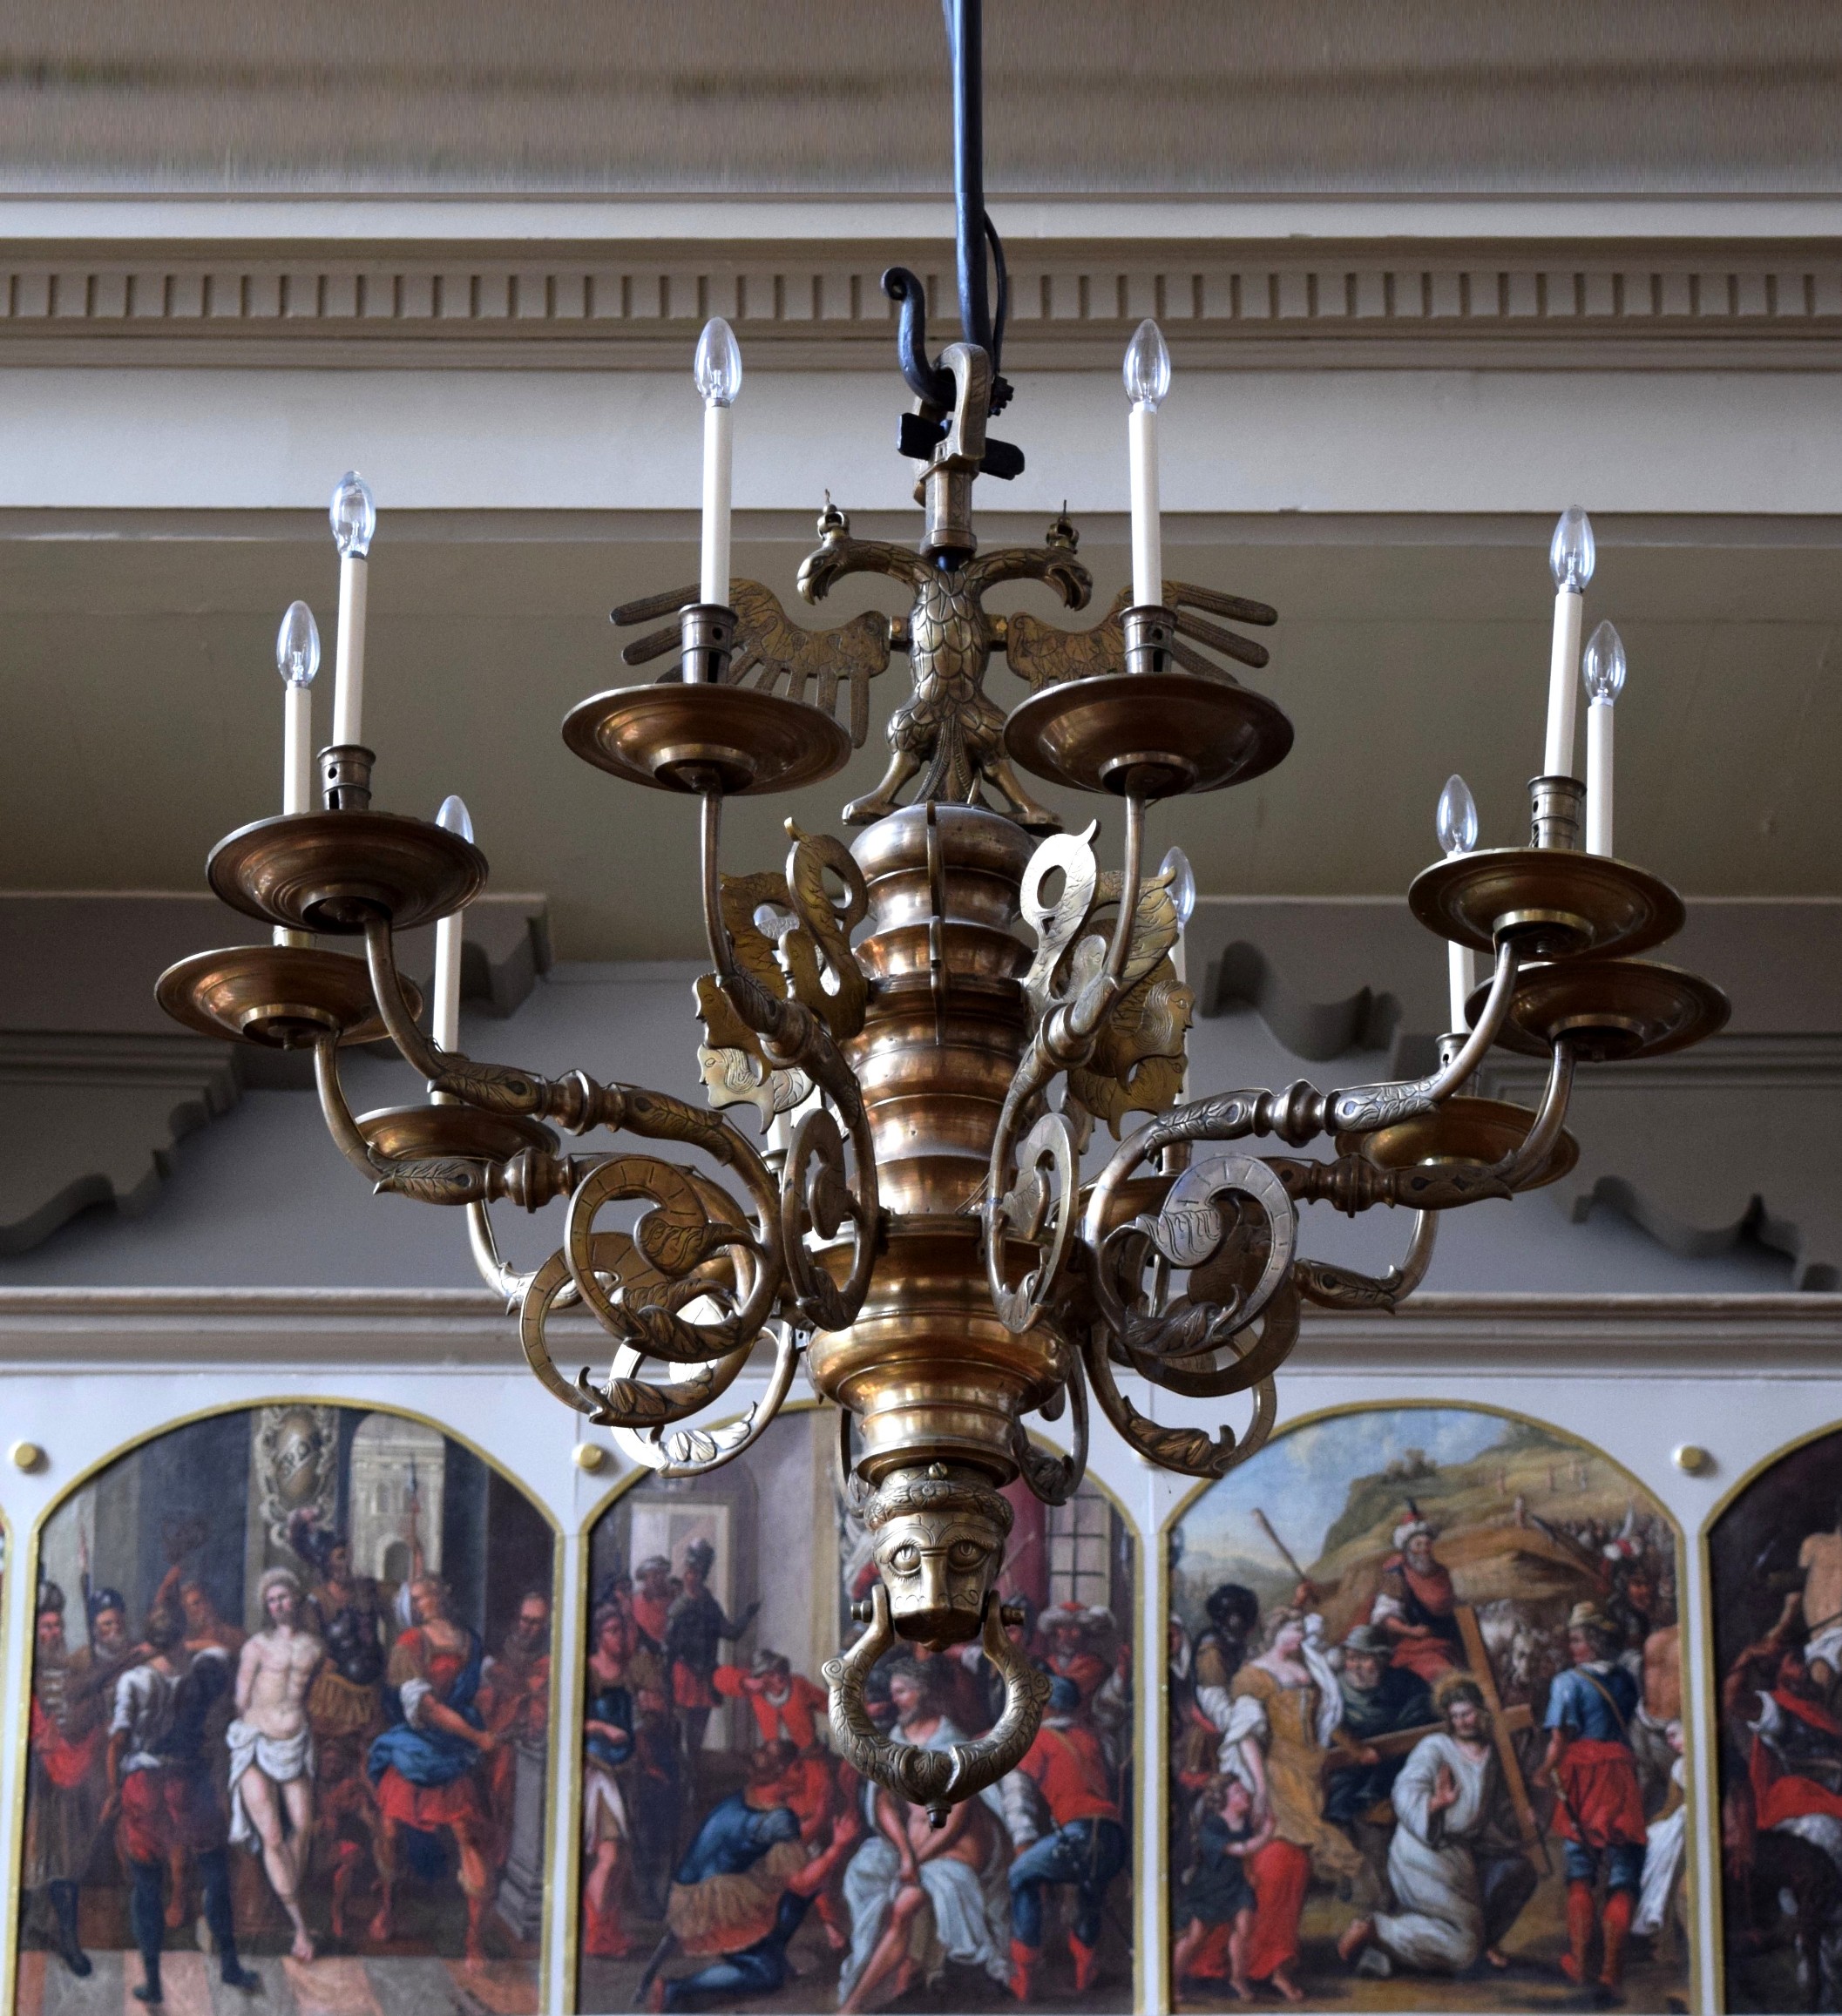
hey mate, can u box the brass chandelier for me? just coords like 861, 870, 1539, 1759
157, 2, 1729, 1821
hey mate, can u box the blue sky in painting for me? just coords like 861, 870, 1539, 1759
1176, 1407, 1514, 1569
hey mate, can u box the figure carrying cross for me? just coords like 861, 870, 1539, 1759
1335, 1606, 1545, 1981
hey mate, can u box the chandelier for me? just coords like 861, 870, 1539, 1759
156, 2, 1728, 1823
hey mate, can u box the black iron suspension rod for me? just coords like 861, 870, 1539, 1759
949, 0, 991, 354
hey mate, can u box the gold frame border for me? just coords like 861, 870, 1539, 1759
561, 1405, 1148, 2016
1, 1392, 564, 2016
1156, 1393, 1701, 2016
1695, 1412, 1842, 2015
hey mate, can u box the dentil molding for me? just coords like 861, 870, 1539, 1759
4, 200, 1842, 370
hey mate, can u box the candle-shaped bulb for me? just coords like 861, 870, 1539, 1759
275, 600, 320, 687
1160, 845, 1196, 926
1582, 619, 1627, 704
1549, 506, 1595, 592
1436, 774, 1479, 857
694, 317, 742, 408
329, 470, 376, 558
1122, 318, 1171, 409
436, 794, 474, 844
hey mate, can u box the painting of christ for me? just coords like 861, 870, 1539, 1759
577, 1410, 1137, 2013
1167, 1404, 1690, 2013
11, 1403, 555, 2015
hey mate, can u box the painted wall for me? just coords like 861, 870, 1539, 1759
0, 1308, 1837, 2012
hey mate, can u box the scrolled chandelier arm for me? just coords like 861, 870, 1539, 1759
157, 0, 1732, 1821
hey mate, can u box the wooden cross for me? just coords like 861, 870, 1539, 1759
1350, 1604, 1547, 1871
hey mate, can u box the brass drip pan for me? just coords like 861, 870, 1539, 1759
1409, 846, 1685, 961
1469, 957, 1730, 1063
564, 683, 851, 797
1337, 1095, 1579, 1191
157, 944, 417, 1050
208, 812, 486, 936
356, 1105, 557, 1162
1004, 671, 1293, 798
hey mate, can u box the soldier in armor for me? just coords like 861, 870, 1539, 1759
24, 1581, 105, 1979
665, 1539, 759, 1764
289, 1510, 387, 1744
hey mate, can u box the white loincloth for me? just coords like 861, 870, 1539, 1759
226, 1720, 315, 1848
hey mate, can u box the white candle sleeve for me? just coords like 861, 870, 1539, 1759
332, 553, 369, 747
1128, 402, 1161, 611
1448, 939, 1479, 1033
283, 681, 313, 815
1586, 700, 1615, 855
433, 910, 463, 1054
1543, 586, 1583, 777
700, 400, 733, 614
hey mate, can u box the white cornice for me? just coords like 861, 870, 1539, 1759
3, 193, 1842, 244
0, 1289, 1832, 1373
2, 194, 1840, 370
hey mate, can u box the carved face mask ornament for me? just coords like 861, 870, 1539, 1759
866, 1464, 1012, 1650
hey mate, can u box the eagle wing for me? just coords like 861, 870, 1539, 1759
1005, 580, 1279, 693
610, 578, 894, 748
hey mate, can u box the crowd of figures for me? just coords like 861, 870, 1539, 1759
581, 1542, 1134, 2013
22, 1504, 552, 2002
1169, 1500, 1689, 2008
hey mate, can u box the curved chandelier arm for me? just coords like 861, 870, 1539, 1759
361, 910, 444, 1082
606, 1318, 802, 1478
1320, 937, 1523, 1138
1081, 1318, 1277, 1478
1009, 1354, 1090, 1506
823, 1584, 1053, 1830
1083, 1088, 1276, 1251
466, 1201, 532, 1307
1496, 1037, 1577, 1190
1117, 1274, 1302, 1400
1292, 1213, 1438, 1311
310, 1032, 385, 1181
564, 1154, 780, 1363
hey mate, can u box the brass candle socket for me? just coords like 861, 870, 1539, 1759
1529, 773, 1586, 851
320, 743, 376, 812
1122, 603, 1176, 675
679, 601, 738, 687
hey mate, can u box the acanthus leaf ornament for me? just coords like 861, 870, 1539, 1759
156, 0, 1729, 1826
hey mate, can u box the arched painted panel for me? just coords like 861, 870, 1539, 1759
572, 1408, 1141, 2013
7, 1400, 559, 2016
1165, 1401, 1693, 2013
1706, 1421, 1842, 2013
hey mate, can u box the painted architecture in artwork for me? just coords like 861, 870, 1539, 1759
1167, 1405, 1690, 2013
1708, 1423, 1842, 2013
577, 1411, 1136, 2013
11, 1404, 555, 2014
